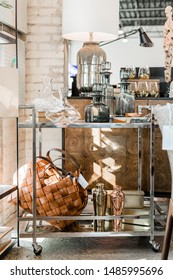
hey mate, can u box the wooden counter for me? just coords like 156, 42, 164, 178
65, 98, 173, 196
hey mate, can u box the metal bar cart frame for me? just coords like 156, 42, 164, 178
16, 105, 163, 255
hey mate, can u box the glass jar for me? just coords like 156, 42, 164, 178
120, 67, 130, 81
115, 82, 135, 116
85, 84, 110, 122
101, 62, 115, 118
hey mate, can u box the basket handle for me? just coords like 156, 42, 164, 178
46, 148, 80, 172
37, 155, 69, 177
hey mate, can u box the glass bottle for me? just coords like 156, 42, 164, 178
71, 75, 80, 96
101, 62, 115, 118
115, 82, 135, 116
120, 67, 130, 81
110, 185, 125, 232
85, 83, 110, 122
92, 183, 107, 231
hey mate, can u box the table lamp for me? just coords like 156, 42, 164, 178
62, 0, 119, 95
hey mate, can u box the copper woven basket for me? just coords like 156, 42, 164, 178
9, 149, 88, 231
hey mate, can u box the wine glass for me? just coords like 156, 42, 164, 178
148, 81, 159, 97
129, 65, 136, 79
138, 81, 149, 97
138, 66, 150, 79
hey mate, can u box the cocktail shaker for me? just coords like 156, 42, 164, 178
92, 183, 107, 231
110, 185, 125, 231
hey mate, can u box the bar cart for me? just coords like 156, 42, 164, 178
16, 105, 166, 255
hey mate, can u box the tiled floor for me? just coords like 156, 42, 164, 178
1, 235, 173, 260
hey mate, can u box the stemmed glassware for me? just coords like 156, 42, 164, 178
137, 81, 149, 97
138, 66, 150, 79
148, 81, 159, 97
129, 65, 136, 79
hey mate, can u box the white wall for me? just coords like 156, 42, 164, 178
70, 36, 165, 85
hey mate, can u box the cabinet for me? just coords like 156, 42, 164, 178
16, 104, 167, 255
68, 97, 173, 195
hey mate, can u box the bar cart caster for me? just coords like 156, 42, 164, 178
149, 240, 160, 252
32, 242, 42, 255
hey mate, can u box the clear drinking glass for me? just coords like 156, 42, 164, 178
138, 66, 150, 79
85, 83, 110, 122
129, 65, 136, 79
115, 82, 135, 115
148, 81, 159, 97
138, 81, 149, 97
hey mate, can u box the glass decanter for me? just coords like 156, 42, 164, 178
45, 87, 81, 124
115, 82, 135, 116
101, 62, 115, 118
32, 76, 64, 112
85, 83, 110, 122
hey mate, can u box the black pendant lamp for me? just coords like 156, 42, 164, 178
139, 27, 154, 47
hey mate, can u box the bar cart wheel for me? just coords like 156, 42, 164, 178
32, 242, 42, 255
149, 240, 160, 252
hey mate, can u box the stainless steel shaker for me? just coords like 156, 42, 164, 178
92, 183, 107, 231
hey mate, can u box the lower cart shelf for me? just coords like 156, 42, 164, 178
19, 223, 165, 238
18, 197, 167, 239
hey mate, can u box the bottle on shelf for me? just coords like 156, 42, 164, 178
115, 81, 135, 116
71, 75, 80, 96
85, 83, 110, 122
101, 61, 115, 118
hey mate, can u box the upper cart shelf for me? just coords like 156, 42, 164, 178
18, 119, 152, 129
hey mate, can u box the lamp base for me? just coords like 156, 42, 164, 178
77, 42, 106, 93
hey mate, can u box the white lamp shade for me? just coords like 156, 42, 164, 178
62, 0, 119, 42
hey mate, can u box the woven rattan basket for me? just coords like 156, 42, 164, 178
9, 149, 88, 231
